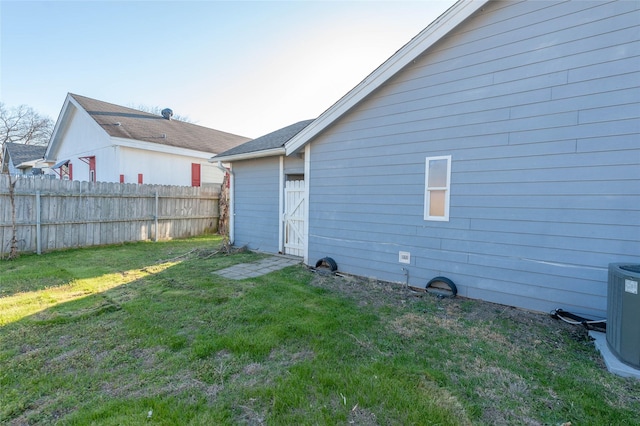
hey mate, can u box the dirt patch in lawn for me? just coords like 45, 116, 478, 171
306, 270, 595, 366
307, 270, 603, 425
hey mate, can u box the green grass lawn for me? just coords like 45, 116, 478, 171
1, 236, 639, 425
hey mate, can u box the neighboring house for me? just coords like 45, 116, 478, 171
213, 0, 640, 319
45, 93, 251, 186
1, 142, 49, 176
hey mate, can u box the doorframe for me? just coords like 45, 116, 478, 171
278, 156, 284, 253
303, 144, 310, 264
278, 150, 310, 262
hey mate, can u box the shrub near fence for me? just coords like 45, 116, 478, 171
0, 175, 220, 256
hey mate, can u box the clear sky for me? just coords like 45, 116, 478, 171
1, 1, 456, 138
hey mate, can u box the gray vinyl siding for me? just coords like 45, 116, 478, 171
7, 161, 21, 175
233, 157, 281, 253
306, 0, 639, 318
284, 155, 304, 176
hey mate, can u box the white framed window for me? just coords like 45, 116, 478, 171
424, 155, 451, 221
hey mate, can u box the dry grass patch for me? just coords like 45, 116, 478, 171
389, 312, 430, 337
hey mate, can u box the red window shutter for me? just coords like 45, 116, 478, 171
138, 174, 143, 184
69, 163, 73, 180
119, 174, 125, 183
89, 157, 96, 182
191, 163, 201, 187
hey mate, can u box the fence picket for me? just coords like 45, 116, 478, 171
0, 175, 220, 255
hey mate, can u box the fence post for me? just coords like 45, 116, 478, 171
154, 191, 159, 242
4, 182, 219, 253
36, 190, 42, 255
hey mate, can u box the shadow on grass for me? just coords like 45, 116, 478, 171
0, 244, 269, 424
0, 236, 269, 327
0, 237, 228, 298
3, 243, 640, 426
1, 253, 469, 425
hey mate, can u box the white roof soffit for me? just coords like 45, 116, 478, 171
17, 160, 40, 169
210, 147, 286, 163
284, 0, 488, 155
112, 137, 214, 159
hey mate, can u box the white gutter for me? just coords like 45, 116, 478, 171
213, 160, 235, 244
16, 159, 41, 169
113, 137, 214, 159
210, 147, 285, 163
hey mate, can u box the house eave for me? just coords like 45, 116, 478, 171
45, 94, 76, 161
284, 0, 488, 155
210, 147, 286, 163
112, 137, 215, 159
16, 159, 42, 169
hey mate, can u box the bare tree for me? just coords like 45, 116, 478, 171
0, 103, 54, 147
6, 174, 19, 259
0, 103, 53, 173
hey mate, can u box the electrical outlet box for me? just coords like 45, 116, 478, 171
399, 251, 411, 264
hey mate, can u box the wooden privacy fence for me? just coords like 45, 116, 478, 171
0, 175, 220, 255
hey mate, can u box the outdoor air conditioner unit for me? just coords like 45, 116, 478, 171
607, 263, 640, 369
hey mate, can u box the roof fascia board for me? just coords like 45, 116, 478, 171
112, 137, 215, 159
284, 0, 488, 155
45, 94, 76, 160
47, 94, 111, 161
17, 159, 40, 169
69, 95, 114, 136
210, 147, 286, 163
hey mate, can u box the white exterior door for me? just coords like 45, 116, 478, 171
284, 180, 305, 257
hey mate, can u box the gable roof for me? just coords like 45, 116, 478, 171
4, 142, 47, 166
212, 119, 314, 162
47, 93, 251, 159
284, 0, 488, 155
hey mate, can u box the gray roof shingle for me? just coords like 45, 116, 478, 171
4, 142, 47, 166
215, 119, 314, 158
70, 94, 251, 154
